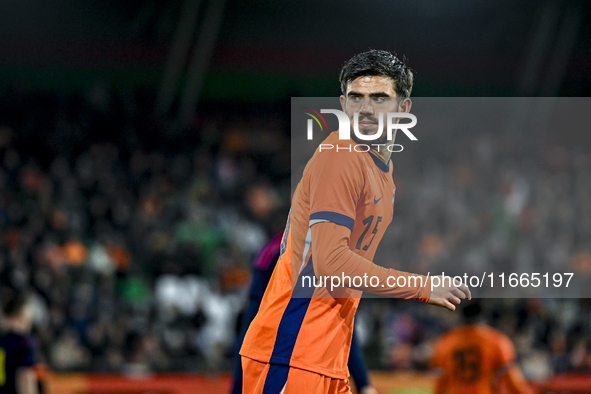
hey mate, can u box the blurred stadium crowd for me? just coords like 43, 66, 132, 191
0, 86, 290, 372
0, 87, 591, 381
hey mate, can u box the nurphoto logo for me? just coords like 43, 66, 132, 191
304, 108, 417, 152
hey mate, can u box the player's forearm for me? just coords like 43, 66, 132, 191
311, 222, 431, 300
501, 367, 534, 394
16, 368, 39, 394
326, 243, 431, 300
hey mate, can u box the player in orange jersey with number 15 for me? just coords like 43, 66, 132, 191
431, 301, 533, 394
241, 49, 471, 394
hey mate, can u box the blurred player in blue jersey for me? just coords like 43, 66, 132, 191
0, 291, 38, 394
231, 233, 378, 394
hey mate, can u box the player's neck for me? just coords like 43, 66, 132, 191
2, 317, 29, 333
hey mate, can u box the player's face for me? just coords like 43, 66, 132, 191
339, 76, 411, 145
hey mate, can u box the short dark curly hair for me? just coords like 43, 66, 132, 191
339, 49, 414, 98
2, 290, 28, 318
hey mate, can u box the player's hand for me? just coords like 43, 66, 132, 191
427, 275, 471, 311
360, 386, 379, 394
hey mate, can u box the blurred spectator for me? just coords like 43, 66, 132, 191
50, 328, 91, 370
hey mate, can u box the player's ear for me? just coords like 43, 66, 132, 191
398, 98, 412, 113
340, 95, 346, 112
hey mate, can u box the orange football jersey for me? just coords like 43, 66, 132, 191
431, 324, 518, 394
241, 131, 431, 379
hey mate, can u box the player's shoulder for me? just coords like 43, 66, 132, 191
475, 326, 517, 364
0, 330, 30, 347
434, 326, 463, 349
476, 324, 507, 338
473, 325, 514, 349
437, 324, 485, 345
0, 330, 21, 339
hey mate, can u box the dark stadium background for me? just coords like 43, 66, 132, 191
0, 0, 590, 393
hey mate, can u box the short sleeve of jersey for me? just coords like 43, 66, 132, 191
496, 333, 516, 367
430, 337, 447, 369
307, 150, 364, 232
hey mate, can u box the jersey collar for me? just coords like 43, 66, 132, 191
368, 151, 390, 172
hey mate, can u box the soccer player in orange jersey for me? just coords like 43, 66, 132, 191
431, 301, 533, 394
240, 50, 471, 394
